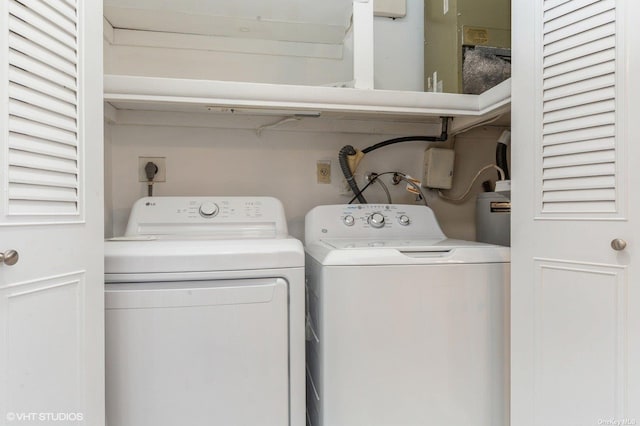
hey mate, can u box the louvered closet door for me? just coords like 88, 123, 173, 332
512, 0, 640, 425
0, 0, 104, 424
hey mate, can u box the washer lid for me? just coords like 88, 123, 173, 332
306, 238, 510, 265
105, 237, 304, 274
320, 238, 490, 250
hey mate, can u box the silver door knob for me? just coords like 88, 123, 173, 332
611, 239, 627, 251
0, 249, 19, 266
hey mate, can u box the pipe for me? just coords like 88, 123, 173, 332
496, 130, 511, 180
362, 117, 450, 154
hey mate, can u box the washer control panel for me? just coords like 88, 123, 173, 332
344, 212, 410, 228
305, 204, 446, 242
339, 206, 414, 230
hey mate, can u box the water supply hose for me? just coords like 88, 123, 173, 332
338, 117, 451, 203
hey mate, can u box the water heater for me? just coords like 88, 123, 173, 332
476, 192, 510, 246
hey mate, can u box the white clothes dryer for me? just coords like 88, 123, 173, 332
304, 204, 510, 426
105, 196, 304, 426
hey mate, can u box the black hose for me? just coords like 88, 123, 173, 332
348, 171, 397, 204
338, 117, 451, 204
362, 117, 450, 154
496, 143, 510, 180
339, 145, 367, 203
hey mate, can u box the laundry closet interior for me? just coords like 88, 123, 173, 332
102, 0, 512, 241
3, 0, 637, 425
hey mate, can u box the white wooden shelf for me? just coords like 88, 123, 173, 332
103, 0, 353, 45
104, 75, 511, 134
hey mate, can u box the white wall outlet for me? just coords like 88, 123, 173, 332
138, 157, 166, 182
422, 148, 455, 189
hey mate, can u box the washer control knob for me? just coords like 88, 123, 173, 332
368, 212, 386, 229
343, 215, 355, 226
398, 215, 411, 226
199, 201, 219, 218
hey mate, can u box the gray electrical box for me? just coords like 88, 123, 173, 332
424, 0, 511, 94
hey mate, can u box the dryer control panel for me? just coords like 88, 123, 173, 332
305, 204, 446, 241
124, 196, 289, 238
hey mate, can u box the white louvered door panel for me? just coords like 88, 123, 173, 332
539, 0, 619, 216
512, 1, 640, 426
6, 0, 80, 218
0, 0, 104, 425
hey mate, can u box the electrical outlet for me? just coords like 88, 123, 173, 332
138, 157, 166, 182
317, 161, 331, 184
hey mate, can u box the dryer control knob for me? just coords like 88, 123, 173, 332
199, 201, 219, 218
368, 212, 385, 228
398, 215, 410, 226
343, 215, 355, 226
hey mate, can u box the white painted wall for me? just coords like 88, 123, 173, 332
105, 122, 507, 241
374, 0, 424, 91
106, 125, 421, 239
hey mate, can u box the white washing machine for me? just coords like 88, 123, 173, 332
104, 196, 305, 426
304, 204, 510, 426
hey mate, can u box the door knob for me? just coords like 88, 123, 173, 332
611, 239, 627, 251
0, 249, 19, 266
